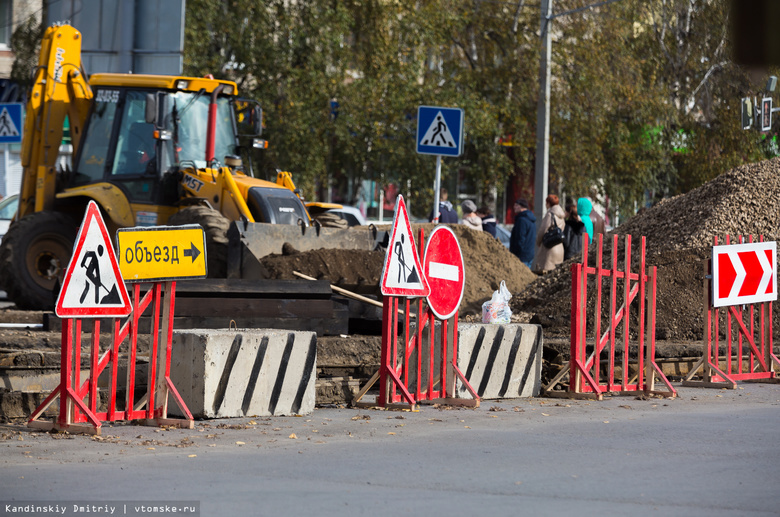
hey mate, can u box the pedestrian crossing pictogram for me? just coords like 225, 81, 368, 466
0, 107, 19, 137
56, 201, 132, 318
380, 195, 430, 297
0, 103, 22, 143
420, 111, 456, 148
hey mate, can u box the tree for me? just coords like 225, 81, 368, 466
10, 14, 44, 94
182, 0, 774, 219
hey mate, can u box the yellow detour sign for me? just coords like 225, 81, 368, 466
117, 225, 207, 282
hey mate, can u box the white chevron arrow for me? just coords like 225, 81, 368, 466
756, 249, 773, 295
727, 250, 746, 300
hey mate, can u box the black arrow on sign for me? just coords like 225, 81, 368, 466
183, 242, 201, 262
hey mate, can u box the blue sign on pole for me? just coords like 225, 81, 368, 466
0, 103, 23, 144
416, 106, 464, 157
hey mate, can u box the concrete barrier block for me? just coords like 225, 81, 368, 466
169, 329, 317, 418
456, 324, 542, 399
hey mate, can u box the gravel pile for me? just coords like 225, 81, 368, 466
513, 157, 780, 340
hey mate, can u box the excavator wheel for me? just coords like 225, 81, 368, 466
0, 211, 79, 310
168, 206, 230, 278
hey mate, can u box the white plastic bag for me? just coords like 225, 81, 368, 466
481, 280, 512, 324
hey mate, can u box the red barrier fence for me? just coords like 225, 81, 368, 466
683, 235, 780, 389
28, 281, 193, 435
545, 234, 676, 399
354, 229, 479, 410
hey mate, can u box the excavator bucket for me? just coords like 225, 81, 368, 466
226, 221, 386, 279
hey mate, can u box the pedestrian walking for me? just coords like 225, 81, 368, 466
460, 200, 483, 231
576, 197, 606, 243
476, 206, 497, 237
428, 187, 458, 223
532, 195, 565, 273
562, 201, 585, 260
509, 198, 536, 268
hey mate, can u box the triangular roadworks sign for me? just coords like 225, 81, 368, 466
56, 201, 132, 318
381, 195, 430, 297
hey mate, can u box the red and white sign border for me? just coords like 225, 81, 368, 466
712, 241, 777, 308
55, 201, 132, 318
423, 225, 465, 320
380, 195, 430, 297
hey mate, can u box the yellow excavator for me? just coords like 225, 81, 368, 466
0, 23, 379, 310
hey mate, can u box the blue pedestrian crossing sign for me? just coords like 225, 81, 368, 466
0, 103, 22, 144
416, 106, 464, 157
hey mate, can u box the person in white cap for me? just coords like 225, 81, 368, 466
461, 200, 483, 231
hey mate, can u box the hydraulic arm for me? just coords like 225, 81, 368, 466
19, 24, 92, 217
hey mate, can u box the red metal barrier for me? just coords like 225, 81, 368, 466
27, 281, 193, 435
683, 235, 780, 389
546, 233, 676, 399
354, 229, 479, 409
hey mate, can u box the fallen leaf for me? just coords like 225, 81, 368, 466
236, 441, 245, 445
188, 454, 197, 458
289, 433, 298, 439
541, 413, 550, 417
249, 421, 257, 425
388, 432, 395, 435
603, 421, 609, 424
464, 426, 471, 429
147, 447, 155, 450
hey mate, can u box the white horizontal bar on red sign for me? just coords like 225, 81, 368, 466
428, 262, 459, 282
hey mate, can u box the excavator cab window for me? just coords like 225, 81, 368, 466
113, 91, 157, 176
73, 89, 119, 184
167, 92, 237, 169
74, 88, 169, 204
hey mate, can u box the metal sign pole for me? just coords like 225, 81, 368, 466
432, 155, 442, 223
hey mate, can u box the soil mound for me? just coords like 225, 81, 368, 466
260, 223, 537, 315
513, 157, 780, 340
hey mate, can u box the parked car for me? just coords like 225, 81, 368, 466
496, 224, 511, 248
327, 206, 367, 226
0, 194, 19, 241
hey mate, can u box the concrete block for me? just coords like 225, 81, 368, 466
169, 329, 317, 418
456, 324, 543, 399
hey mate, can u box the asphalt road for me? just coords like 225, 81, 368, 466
1, 384, 779, 517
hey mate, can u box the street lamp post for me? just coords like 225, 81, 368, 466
534, 0, 553, 225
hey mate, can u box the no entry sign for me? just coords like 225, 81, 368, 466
712, 241, 777, 307
423, 226, 465, 319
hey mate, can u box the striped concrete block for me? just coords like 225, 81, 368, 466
456, 324, 542, 400
169, 329, 317, 418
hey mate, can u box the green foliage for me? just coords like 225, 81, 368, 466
5, 0, 770, 220
171, 0, 777, 218
10, 15, 44, 92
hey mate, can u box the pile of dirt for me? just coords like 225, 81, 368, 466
514, 157, 780, 340
260, 223, 537, 316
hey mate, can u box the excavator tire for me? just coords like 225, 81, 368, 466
0, 211, 79, 310
168, 206, 230, 278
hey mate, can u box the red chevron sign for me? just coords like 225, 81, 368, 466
712, 241, 777, 307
